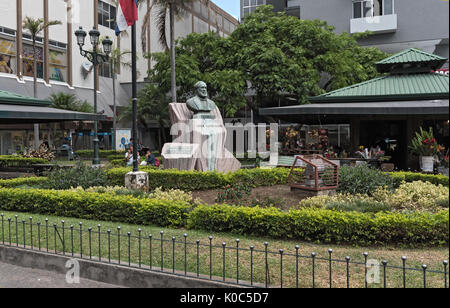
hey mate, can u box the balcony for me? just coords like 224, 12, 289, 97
350, 14, 397, 34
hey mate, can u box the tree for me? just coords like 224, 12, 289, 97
23, 16, 62, 149
229, 6, 389, 109
49, 93, 94, 113
149, 31, 247, 117
141, 0, 205, 103
120, 84, 171, 151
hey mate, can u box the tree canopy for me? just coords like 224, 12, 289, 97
142, 5, 389, 117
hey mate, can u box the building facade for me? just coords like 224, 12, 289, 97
0, 0, 239, 153
241, 0, 449, 64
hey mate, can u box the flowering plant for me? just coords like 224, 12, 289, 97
409, 127, 445, 157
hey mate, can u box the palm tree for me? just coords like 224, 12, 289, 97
23, 16, 62, 149
141, 0, 205, 103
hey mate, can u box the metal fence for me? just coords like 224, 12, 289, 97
1, 214, 448, 288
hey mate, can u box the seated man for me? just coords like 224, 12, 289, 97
140, 150, 158, 166
125, 146, 140, 166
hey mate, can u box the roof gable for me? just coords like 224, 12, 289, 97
376, 48, 447, 73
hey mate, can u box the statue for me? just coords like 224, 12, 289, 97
162, 81, 241, 173
187, 82, 220, 171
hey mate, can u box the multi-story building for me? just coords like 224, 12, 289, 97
0, 0, 239, 153
241, 0, 449, 64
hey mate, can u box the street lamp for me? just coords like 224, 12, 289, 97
75, 27, 112, 165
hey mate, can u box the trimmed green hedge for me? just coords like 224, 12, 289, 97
0, 177, 48, 188
187, 205, 449, 246
0, 155, 49, 168
106, 167, 291, 190
0, 186, 447, 246
76, 150, 125, 159
390, 172, 449, 187
0, 188, 191, 227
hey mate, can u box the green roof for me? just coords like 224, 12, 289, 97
309, 73, 449, 103
0, 90, 51, 106
376, 48, 447, 73
376, 48, 447, 65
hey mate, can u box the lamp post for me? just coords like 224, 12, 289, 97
75, 27, 112, 166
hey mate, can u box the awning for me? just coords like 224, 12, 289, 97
259, 100, 449, 116
0, 103, 107, 124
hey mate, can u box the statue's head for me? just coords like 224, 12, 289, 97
194, 81, 208, 99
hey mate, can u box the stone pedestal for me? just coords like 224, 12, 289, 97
125, 171, 149, 191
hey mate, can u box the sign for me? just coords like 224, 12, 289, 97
115, 129, 131, 151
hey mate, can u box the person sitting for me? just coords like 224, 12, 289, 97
125, 146, 140, 166
140, 150, 158, 166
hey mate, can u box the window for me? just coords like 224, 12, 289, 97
0, 38, 16, 75
243, 0, 265, 17
352, 0, 394, 19
99, 61, 112, 78
22, 44, 43, 79
98, 0, 116, 31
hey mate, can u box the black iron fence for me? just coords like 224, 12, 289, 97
1, 214, 448, 288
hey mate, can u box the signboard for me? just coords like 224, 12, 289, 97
115, 129, 131, 151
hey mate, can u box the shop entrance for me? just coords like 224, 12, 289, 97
360, 120, 407, 170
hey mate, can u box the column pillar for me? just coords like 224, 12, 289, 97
16, 0, 23, 79
67, 0, 73, 86
44, 0, 49, 83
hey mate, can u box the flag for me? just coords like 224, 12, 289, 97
115, 0, 138, 36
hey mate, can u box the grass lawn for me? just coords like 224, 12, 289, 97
1, 210, 448, 288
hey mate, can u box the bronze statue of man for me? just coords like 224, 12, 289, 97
186, 81, 217, 120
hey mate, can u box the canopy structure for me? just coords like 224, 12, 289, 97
0, 90, 107, 124
260, 48, 449, 118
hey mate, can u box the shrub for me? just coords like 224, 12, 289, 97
215, 182, 253, 205
39, 162, 108, 190
75, 150, 125, 159
338, 164, 394, 195
325, 199, 391, 213
0, 155, 49, 168
374, 181, 449, 213
389, 172, 449, 187
106, 167, 291, 190
0, 177, 48, 188
0, 187, 191, 227
187, 205, 449, 246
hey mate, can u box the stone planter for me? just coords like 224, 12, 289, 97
421, 156, 434, 173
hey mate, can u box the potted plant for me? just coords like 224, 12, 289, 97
438, 150, 449, 176
409, 127, 445, 172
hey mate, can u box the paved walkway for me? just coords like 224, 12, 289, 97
0, 261, 124, 288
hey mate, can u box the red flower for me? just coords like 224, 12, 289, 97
431, 138, 436, 143
424, 138, 430, 145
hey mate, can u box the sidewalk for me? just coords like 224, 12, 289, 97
0, 261, 123, 288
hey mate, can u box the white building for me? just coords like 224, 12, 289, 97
0, 0, 238, 153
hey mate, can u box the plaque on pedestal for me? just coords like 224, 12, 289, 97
162, 143, 199, 171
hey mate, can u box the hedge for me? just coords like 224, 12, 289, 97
0, 187, 447, 246
106, 167, 291, 190
0, 156, 49, 168
75, 150, 125, 159
187, 205, 449, 247
0, 187, 191, 227
390, 172, 449, 187
0, 177, 48, 188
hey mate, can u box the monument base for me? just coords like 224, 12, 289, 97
125, 171, 149, 191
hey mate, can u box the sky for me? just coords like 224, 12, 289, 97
212, 0, 241, 21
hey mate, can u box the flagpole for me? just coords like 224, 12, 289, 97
132, 21, 138, 173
